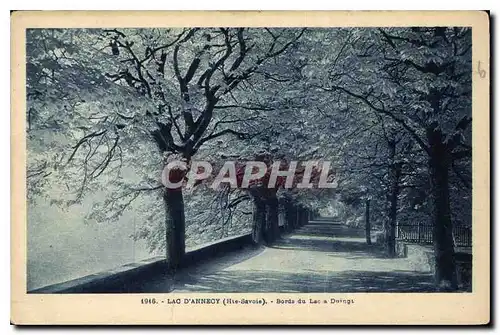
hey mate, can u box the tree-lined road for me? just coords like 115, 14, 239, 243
27, 27, 473, 292
136, 219, 435, 293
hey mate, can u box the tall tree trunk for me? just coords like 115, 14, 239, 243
266, 196, 280, 243
365, 199, 371, 245
308, 209, 314, 221
428, 124, 458, 290
295, 206, 300, 227
386, 162, 401, 257
278, 201, 285, 231
284, 201, 296, 232
252, 196, 266, 244
300, 206, 307, 226
297, 206, 304, 227
429, 146, 458, 290
163, 188, 186, 271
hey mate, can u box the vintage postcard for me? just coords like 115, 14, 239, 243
11, 11, 490, 325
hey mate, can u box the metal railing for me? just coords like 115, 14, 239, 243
396, 224, 472, 247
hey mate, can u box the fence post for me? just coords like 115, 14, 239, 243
365, 199, 371, 245
417, 222, 421, 244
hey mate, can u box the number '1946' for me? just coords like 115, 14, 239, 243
141, 298, 158, 304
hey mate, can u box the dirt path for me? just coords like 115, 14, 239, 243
139, 220, 435, 293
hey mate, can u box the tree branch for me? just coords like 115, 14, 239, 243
321, 84, 431, 156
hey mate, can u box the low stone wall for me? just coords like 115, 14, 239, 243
183, 234, 254, 266
405, 243, 472, 292
423, 251, 472, 291
455, 252, 473, 291
395, 240, 408, 258
30, 234, 254, 294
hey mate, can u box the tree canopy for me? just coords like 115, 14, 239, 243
27, 27, 472, 287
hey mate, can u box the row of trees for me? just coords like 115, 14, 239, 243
331, 28, 472, 289
27, 27, 472, 290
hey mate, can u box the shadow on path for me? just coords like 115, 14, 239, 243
271, 223, 386, 259
291, 223, 366, 238
270, 237, 387, 259
174, 269, 436, 293
114, 245, 266, 293
125, 220, 438, 293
